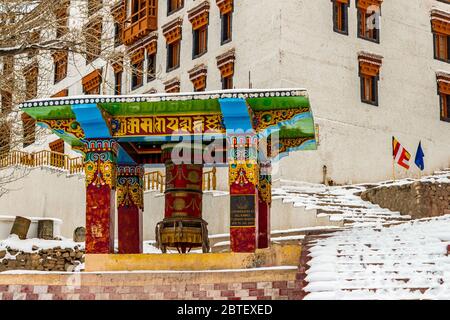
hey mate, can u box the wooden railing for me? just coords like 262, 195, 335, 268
0, 150, 218, 192
143, 166, 217, 193
0, 150, 84, 175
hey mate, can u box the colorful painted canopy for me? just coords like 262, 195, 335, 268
20, 89, 317, 165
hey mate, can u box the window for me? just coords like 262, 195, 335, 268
431, 10, 450, 63
434, 34, 450, 62
1, 91, 12, 114
0, 122, 11, 156
356, 0, 381, 43
163, 18, 182, 71
167, 41, 180, 71
27, 32, 40, 58
114, 71, 122, 95
147, 53, 156, 82
53, 51, 68, 83
193, 26, 208, 58
222, 75, 233, 89
24, 65, 38, 100
114, 22, 123, 47
439, 94, 450, 122
168, 0, 184, 15
332, 0, 349, 34
358, 52, 382, 106
188, 2, 209, 58
221, 11, 232, 44
84, 18, 102, 64
436, 72, 450, 122
132, 61, 143, 90
21, 113, 36, 148
360, 74, 378, 105
54, 3, 69, 38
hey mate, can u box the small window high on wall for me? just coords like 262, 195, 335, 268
23, 64, 38, 100
130, 48, 144, 90
358, 52, 382, 106
356, 0, 382, 43
52, 50, 68, 84
436, 72, 450, 122
216, 0, 233, 44
112, 59, 123, 95
332, 0, 349, 35
145, 37, 158, 82
431, 9, 450, 63
189, 2, 210, 59
163, 18, 182, 72
21, 113, 36, 148
168, 0, 184, 15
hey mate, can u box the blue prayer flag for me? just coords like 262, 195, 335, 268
414, 141, 425, 171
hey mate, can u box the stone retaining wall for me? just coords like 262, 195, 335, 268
0, 246, 84, 272
360, 181, 450, 219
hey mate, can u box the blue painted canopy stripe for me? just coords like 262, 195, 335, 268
117, 145, 136, 165
218, 98, 253, 131
71, 104, 111, 138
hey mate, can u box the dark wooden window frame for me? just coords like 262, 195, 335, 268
221, 10, 233, 44
167, 40, 181, 72
332, 0, 349, 35
357, 3, 381, 43
167, 0, 184, 16
359, 73, 379, 106
193, 25, 208, 59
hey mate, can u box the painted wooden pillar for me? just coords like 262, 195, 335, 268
229, 134, 259, 253
83, 139, 118, 254
257, 162, 271, 249
117, 165, 144, 254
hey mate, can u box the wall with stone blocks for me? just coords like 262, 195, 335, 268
0, 268, 303, 300
0, 247, 84, 273
360, 182, 450, 219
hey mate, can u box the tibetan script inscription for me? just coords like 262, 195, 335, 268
230, 195, 256, 227
112, 114, 225, 136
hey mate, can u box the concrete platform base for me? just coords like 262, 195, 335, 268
85, 244, 301, 272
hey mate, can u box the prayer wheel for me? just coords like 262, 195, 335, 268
37, 220, 54, 240
156, 143, 209, 253
10, 216, 31, 240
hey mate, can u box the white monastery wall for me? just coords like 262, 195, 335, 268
273, 0, 450, 184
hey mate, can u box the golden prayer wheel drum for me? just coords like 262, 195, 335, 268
156, 143, 209, 253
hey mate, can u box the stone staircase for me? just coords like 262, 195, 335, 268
300, 215, 450, 300
272, 182, 411, 227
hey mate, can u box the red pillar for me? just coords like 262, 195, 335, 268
84, 139, 118, 254
229, 134, 259, 253
117, 165, 144, 254
257, 162, 271, 249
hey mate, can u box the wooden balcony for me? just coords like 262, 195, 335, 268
123, 1, 158, 46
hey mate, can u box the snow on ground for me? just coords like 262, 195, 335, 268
304, 215, 450, 300
0, 234, 84, 254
